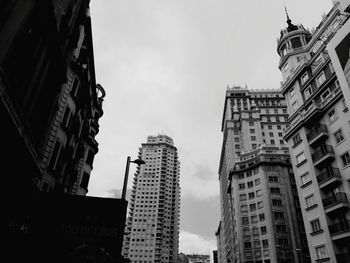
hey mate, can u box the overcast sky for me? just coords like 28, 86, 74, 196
88, 0, 333, 260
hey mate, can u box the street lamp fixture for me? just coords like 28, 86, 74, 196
121, 156, 145, 199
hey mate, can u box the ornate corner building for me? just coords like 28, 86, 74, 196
0, 0, 104, 200
277, 1, 350, 262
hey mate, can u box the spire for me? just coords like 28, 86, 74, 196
284, 4, 291, 24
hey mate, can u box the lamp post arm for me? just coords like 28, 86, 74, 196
122, 156, 131, 199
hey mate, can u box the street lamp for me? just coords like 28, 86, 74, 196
121, 156, 145, 199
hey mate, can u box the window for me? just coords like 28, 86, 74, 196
255, 178, 260, 185
251, 215, 258, 223
341, 98, 348, 112
305, 194, 316, 209
250, 129, 255, 133
80, 172, 90, 190
321, 88, 331, 101
315, 245, 329, 260
260, 226, 267, 234
301, 72, 309, 84
244, 242, 251, 249
239, 183, 245, 190
292, 101, 299, 111
257, 201, 263, 209
249, 121, 254, 126
300, 172, 311, 186
259, 213, 265, 221
292, 133, 301, 146
252, 227, 259, 236
248, 192, 255, 199
268, 125, 272, 129
269, 132, 273, 137
234, 137, 239, 142
256, 189, 262, 197
269, 176, 278, 182
250, 204, 256, 211
328, 109, 337, 123
241, 205, 248, 212
284, 63, 290, 72
48, 140, 61, 171
278, 132, 282, 137
341, 152, 350, 167
304, 85, 313, 100
262, 239, 268, 247
312, 55, 323, 72
252, 144, 257, 149
240, 194, 247, 201
272, 199, 282, 206
316, 72, 326, 87
247, 181, 254, 188
251, 136, 256, 141
276, 225, 287, 233
334, 129, 344, 144
235, 144, 240, 149
270, 140, 275, 145
270, 187, 280, 194
290, 87, 295, 97
311, 219, 322, 234
296, 152, 306, 165
274, 212, 284, 219
242, 217, 249, 224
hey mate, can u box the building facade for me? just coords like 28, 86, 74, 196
215, 221, 226, 263
219, 86, 310, 263
277, 1, 350, 262
122, 134, 180, 263
0, 0, 104, 199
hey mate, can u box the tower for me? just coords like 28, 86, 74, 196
123, 134, 180, 263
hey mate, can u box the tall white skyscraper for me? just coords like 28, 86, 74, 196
122, 134, 180, 263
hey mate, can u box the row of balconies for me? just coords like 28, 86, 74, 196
284, 85, 342, 136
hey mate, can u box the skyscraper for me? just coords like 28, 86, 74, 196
218, 86, 310, 263
277, 1, 350, 262
123, 134, 180, 263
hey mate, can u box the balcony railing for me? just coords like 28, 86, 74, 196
329, 220, 350, 236
317, 167, 341, 184
322, 192, 348, 208
312, 145, 334, 163
307, 124, 328, 142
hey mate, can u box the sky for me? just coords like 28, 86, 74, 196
87, 0, 334, 260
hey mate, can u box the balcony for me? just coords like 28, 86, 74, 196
307, 124, 328, 148
329, 220, 350, 242
317, 167, 341, 190
312, 145, 335, 168
322, 192, 349, 214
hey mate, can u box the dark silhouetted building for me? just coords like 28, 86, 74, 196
0, 0, 104, 201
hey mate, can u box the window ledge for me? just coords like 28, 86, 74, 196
315, 257, 330, 262
292, 140, 303, 148
296, 159, 307, 168
301, 180, 312, 188
310, 229, 324, 236
305, 204, 318, 211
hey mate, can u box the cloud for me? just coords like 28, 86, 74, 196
180, 163, 219, 201
179, 231, 216, 261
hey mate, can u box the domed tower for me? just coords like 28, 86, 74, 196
277, 8, 312, 82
